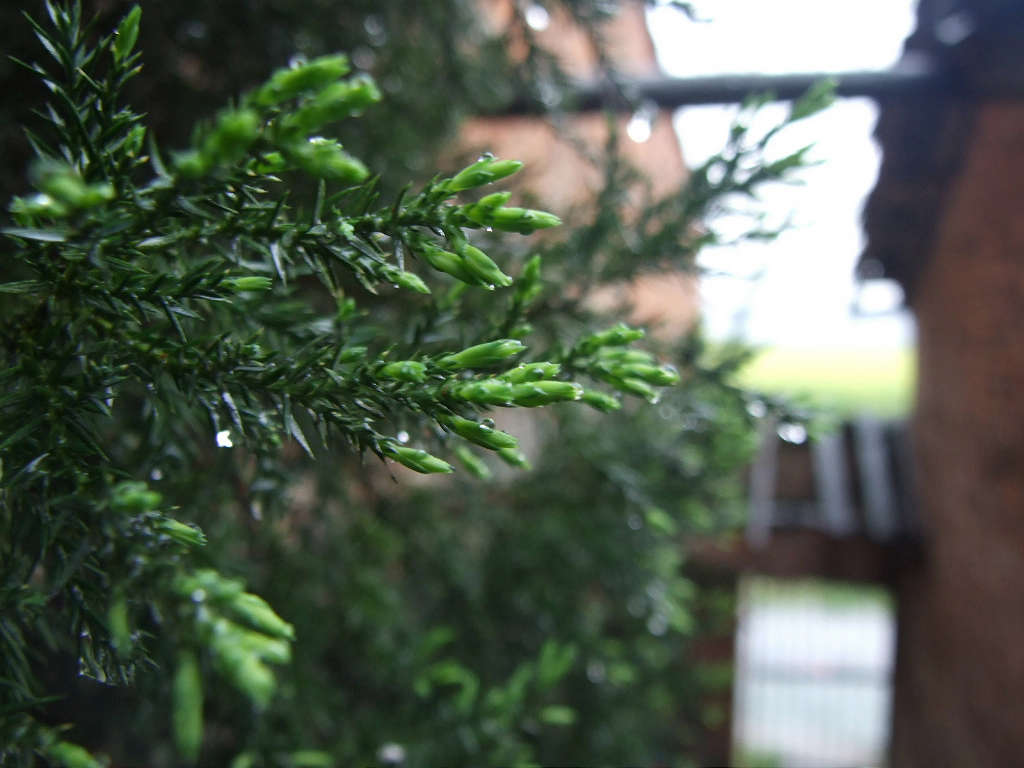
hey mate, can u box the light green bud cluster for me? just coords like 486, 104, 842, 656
438, 339, 525, 370
584, 345, 681, 403
451, 378, 582, 407
279, 75, 381, 135
576, 323, 646, 355
38, 166, 115, 209
173, 53, 379, 183
172, 569, 294, 719
462, 196, 562, 234
207, 619, 277, 708
507, 380, 584, 406
382, 441, 454, 474
445, 155, 523, 192
250, 55, 352, 107
284, 137, 369, 184
176, 108, 261, 177
414, 237, 512, 289
203, 109, 261, 165
440, 414, 518, 451
608, 362, 680, 387
11, 163, 116, 218
378, 360, 428, 383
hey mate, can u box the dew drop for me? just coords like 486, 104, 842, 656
215, 429, 233, 448
627, 111, 653, 143
777, 423, 808, 444
524, 3, 551, 30
376, 744, 406, 765
396, 430, 410, 444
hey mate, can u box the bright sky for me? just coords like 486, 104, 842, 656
645, 0, 920, 349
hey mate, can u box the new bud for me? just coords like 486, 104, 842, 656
487, 207, 562, 234
499, 362, 561, 383
451, 379, 517, 405
577, 323, 646, 355
462, 191, 512, 226
382, 442, 454, 474
252, 54, 351, 106
456, 242, 513, 287
510, 381, 584, 407
440, 414, 519, 451
225, 276, 273, 293
286, 138, 368, 183
612, 363, 680, 386
155, 517, 208, 549
580, 390, 622, 412
446, 156, 523, 192
390, 269, 431, 294
379, 360, 428, 383
419, 242, 477, 285
438, 339, 525, 370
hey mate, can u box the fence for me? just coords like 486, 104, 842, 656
732, 577, 896, 767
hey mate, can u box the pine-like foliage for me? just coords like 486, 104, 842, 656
0, 3, 831, 766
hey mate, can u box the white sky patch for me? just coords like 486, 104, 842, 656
646, 0, 919, 348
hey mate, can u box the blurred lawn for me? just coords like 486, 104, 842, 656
737, 345, 915, 419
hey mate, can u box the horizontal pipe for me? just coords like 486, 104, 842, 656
497, 55, 946, 114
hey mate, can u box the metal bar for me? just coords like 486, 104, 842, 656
853, 418, 899, 541
747, 416, 779, 548
498, 55, 945, 114
812, 432, 857, 537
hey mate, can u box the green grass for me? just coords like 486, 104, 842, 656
741, 575, 894, 611
736, 344, 915, 419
